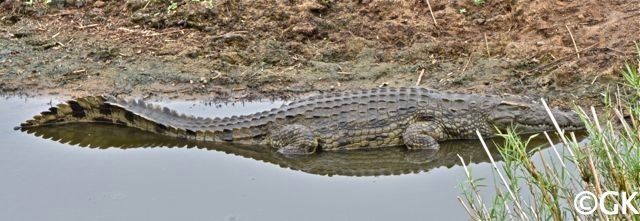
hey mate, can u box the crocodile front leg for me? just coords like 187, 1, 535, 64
268, 124, 318, 155
402, 122, 445, 150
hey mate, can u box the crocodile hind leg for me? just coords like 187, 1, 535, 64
268, 124, 318, 155
402, 122, 445, 150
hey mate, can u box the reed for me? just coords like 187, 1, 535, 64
458, 43, 640, 220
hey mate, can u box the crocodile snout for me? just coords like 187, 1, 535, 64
553, 110, 584, 130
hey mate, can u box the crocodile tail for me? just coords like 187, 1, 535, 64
16, 96, 199, 140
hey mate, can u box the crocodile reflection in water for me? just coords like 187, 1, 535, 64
21, 123, 580, 177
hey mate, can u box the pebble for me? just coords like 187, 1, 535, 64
93, 0, 105, 8
473, 18, 485, 25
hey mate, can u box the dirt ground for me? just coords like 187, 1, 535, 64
1, 0, 639, 107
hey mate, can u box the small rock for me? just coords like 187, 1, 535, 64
48, 0, 67, 9
93, 0, 105, 8
300, 1, 327, 12
292, 23, 317, 36
74, 0, 94, 7
472, 18, 485, 25
3, 15, 20, 25
126, 0, 147, 11
12, 31, 32, 38
219, 52, 244, 65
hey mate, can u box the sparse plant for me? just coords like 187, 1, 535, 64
458, 43, 640, 220
474, 0, 486, 6
167, 1, 178, 14
192, 0, 215, 9
25, 0, 51, 6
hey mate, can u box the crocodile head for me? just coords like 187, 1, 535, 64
488, 100, 584, 134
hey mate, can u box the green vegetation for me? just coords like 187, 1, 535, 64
167, 1, 178, 14
161, 0, 216, 14
459, 43, 640, 220
25, 0, 51, 6
461, 0, 485, 14
191, 0, 215, 9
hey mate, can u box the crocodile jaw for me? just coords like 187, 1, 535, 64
489, 104, 584, 135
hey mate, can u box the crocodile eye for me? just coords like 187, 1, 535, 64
497, 102, 530, 111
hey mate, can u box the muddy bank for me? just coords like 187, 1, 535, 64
1, 0, 639, 106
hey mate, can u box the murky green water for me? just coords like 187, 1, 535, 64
0, 96, 574, 221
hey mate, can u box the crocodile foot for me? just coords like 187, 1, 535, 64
269, 124, 318, 155
403, 122, 443, 150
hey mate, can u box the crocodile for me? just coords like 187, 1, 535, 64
16, 87, 584, 155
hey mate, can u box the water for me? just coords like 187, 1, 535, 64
0, 96, 570, 221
